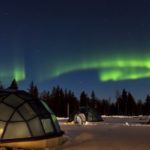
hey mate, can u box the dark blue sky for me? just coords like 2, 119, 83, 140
0, 0, 150, 100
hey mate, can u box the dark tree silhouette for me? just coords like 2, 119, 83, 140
143, 95, 150, 115
40, 90, 50, 101
42, 86, 79, 117
116, 89, 128, 115
136, 100, 143, 115
116, 89, 137, 116
110, 102, 117, 115
8, 79, 18, 90
80, 91, 89, 107
101, 99, 111, 115
28, 81, 39, 98
1, 79, 149, 116
122, 89, 128, 115
90, 91, 98, 109
64, 90, 79, 116
126, 92, 136, 115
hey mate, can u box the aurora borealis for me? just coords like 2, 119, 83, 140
1, 0, 150, 99
40, 52, 150, 82
0, 48, 25, 83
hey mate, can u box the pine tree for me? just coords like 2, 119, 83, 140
143, 95, 150, 115
127, 92, 136, 115
136, 100, 143, 115
116, 89, 128, 115
90, 91, 97, 109
80, 91, 89, 107
28, 81, 39, 98
8, 79, 18, 90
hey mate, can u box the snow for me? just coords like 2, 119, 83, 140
57, 117, 69, 120
59, 116, 150, 150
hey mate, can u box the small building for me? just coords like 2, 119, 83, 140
68, 106, 103, 124
0, 89, 64, 148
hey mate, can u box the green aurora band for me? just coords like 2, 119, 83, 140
40, 53, 150, 82
0, 66, 25, 82
11, 48, 26, 81
0, 49, 25, 82
13, 67, 25, 81
99, 68, 150, 81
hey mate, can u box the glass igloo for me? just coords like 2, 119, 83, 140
0, 89, 63, 143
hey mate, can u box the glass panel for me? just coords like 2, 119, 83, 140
28, 117, 44, 136
3, 122, 31, 139
0, 104, 14, 121
29, 100, 48, 116
0, 96, 5, 102
10, 112, 24, 122
88, 112, 93, 121
41, 119, 54, 133
0, 121, 5, 138
17, 92, 32, 101
41, 100, 53, 113
0, 92, 7, 100
51, 114, 61, 131
4, 94, 24, 107
19, 103, 36, 120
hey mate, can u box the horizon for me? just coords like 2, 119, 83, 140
2, 79, 149, 101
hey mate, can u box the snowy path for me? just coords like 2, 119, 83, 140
59, 116, 150, 150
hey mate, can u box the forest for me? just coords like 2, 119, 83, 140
2, 79, 150, 117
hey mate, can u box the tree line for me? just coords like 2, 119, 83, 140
1, 79, 150, 117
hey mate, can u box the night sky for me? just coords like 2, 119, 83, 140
0, 0, 150, 100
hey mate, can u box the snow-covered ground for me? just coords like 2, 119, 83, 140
58, 116, 150, 150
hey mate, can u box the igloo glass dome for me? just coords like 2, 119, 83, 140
0, 90, 63, 143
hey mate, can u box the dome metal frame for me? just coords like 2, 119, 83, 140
0, 90, 64, 143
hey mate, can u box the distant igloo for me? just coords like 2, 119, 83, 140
0, 89, 64, 148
